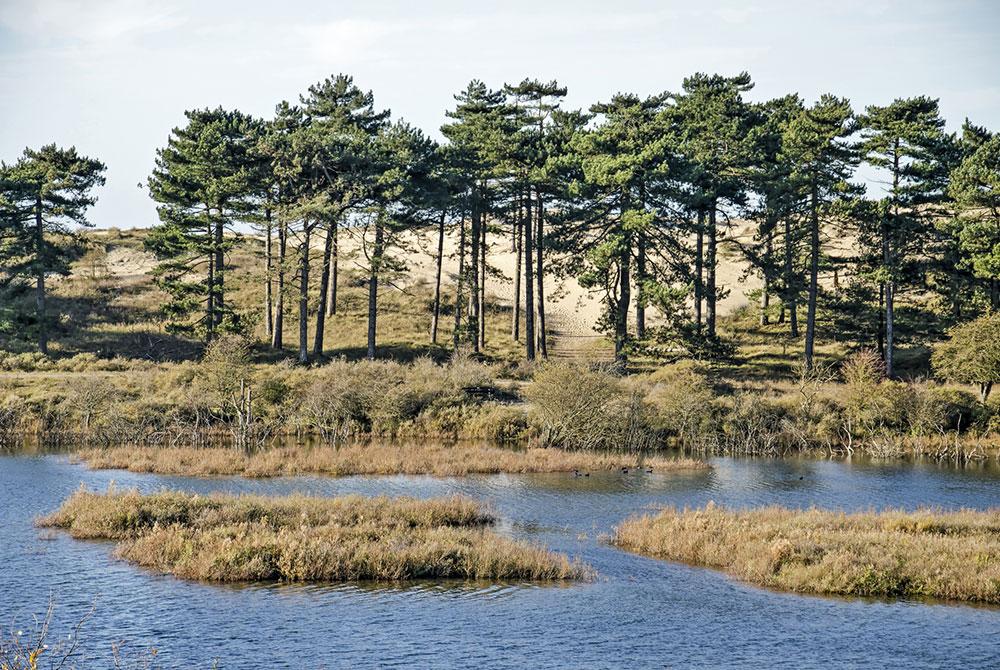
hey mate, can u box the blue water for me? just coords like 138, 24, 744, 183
2, 452, 999, 669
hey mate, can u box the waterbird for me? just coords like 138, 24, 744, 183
645, 467, 653, 474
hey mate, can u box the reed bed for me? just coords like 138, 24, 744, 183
613, 503, 1000, 603
38, 488, 588, 582
73, 443, 710, 478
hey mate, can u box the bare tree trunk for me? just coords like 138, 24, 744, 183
524, 188, 536, 361
479, 212, 487, 350
298, 224, 311, 364
636, 230, 647, 339
34, 197, 47, 354
214, 219, 225, 330
694, 210, 703, 330
785, 216, 798, 338
367, 217, 385, 360
469, 191, 481, 354
271, 221, 286, 349
326, 219, 338, 316
615, 232, 631, 365
804, 184, 820, 370
536, 189, 548, 357
760, 212, 773, 326
313, 220, 334, 357
512, 199, 522, 342
206, 219, 215, 340
706, 205, 717, 337
431, 210, 446, 344
877, 283, 885, 360
265, 207, 274, 340
454, 216, 466, 351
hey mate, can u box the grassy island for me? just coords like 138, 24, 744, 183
39, 489, 588, 582
72, 443, 710, 478
613, 504, 1000, 604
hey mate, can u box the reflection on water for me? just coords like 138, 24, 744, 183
1, 450, 999, 669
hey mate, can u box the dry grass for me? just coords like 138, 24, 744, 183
613, 503, 1000, 603
73, 443, 711, 478
39, 488, 588, 582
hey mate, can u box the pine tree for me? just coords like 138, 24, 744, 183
0, 145, 105, 353
950, 132, 1000, 308
781, 95, 860, 369
147, 108, 260, 339
858, 97, 947, 376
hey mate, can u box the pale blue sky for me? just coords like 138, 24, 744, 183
1, 0, 998, 228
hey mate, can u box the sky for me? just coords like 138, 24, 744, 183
1, 0, 998, 228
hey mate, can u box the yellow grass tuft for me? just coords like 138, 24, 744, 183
613, 504, 1000, 603
38, 488, 589, 582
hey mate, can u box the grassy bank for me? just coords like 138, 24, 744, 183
39, 488, 588, 582
612, 503, 1000, 604
73, 443, 710, 477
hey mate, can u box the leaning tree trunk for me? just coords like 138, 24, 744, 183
272, 221, 286, 349
34, 197, 47, 354
431, 210, 446, 344
367, 218, 385, 360
636, 230, 647, 339
298, 224, 311, 364
313, 220, 334, 357
804, 184, 820, 370
536, 189, 548, 357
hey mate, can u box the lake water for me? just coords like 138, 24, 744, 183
2, 451, 999, 669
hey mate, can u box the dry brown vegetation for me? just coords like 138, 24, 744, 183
613, 503, 1000, 603
73, 443, 710, 478
39, 488, 588, 582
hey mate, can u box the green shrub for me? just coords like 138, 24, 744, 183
643, 361, 719, 445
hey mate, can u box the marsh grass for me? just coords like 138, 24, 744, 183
39, 489, 588, 582
72, 443, 710, 478
612, 503, 1000, 603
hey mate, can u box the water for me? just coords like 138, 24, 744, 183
2, 452, 1000, 669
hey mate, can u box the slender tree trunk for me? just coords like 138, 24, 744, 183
479, 212, 487, 350
367, 217, 384, 360
313, 221, 334, 357
524, 189, 536, 361
264, 208, 274, 339
615, 232, 631, 365
214, 220, 224, 330
206, 219, 215, 340
470, 191, 481, 354
326, 219, 338, 316
761, 212, 773, 326
694, 211, 703, 330
982, 382, 993, 403
804, 184, 820, 370
431, 210, 446, 344
298, 224, 311, 364
512, 199, 522, 342
34, 197, 47, 354
453, 216, 466, 351
636, 230, 647, 339
706, 205, 718, 337
885, 142, 900, 379
991, 279, 999, 309
536, 189, 548, 357
785, 216, 798, 338
272, 221, 286, 349
877, 283, 885, 360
